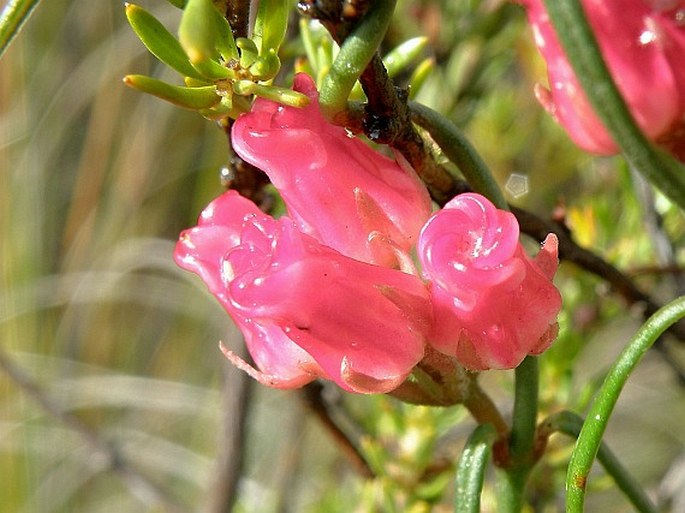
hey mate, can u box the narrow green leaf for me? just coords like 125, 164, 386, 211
248, 50, 280, 81
199, 95, 233, 120
233, 80, 309, 108
123, 74, 221, 109
409, 101, 508, 210
189, 56, 230, 79
212, 7, 238, 61
319, 0, 397, 119
566, 296, 685, 512
541, 411, 657, 513
165, 0, 186, 8
454, 424, 497, 513
299, 18, 319, 73
125, 3, 205, 80
383, 37, 428, 78
179, 0, 222, 68
253, 0, 287, 54
408, 57, 434, 100
0, 0, 42, 60
236, 37, 258, 69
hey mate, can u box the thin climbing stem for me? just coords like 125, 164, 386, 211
493, 356, 539, 512
509, 356, 539, 465
539, 411, 657, 513
566, 296, 685, 512
409, 101, 508, 210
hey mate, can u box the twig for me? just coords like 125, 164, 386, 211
205, 345, 253, 513
298, 0, 459, 203
224, 0, 250, 40
0, 348, 189, 513
630, 165, 685, 296
300, 382, 374, 479
512, 206, 685, 339
219, 1, 275, 208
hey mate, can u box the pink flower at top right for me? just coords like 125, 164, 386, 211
521, 0, 685, 158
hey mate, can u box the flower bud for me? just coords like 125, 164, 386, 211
231, 73, 432, 266
418, 193, 562, 370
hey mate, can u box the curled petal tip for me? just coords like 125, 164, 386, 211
340, 356, 408, 394
536, 233, 560, 280
534, 82, 557, 118
219, 341, 315, 389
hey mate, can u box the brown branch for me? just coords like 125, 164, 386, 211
358, 55, 458, 203
220, 144, 274, 210
0, 349, 189, 513
511, 206, 685, 332
298, 0, 460, 204
300, 382, 374, 479
206, 346, 253, 513
223, 0, 251, 40
629, 264, 685, 277
218, 1, 274, 208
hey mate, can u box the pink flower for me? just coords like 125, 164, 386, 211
231, 73, 432, 267
417, 193, 561, 370
175, 190, 431, 393
522, 0, 685, 156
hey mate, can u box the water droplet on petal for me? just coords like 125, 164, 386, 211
222, 260, 235, 282
639, 28, 657, 45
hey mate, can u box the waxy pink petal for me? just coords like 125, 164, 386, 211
418, 193, 562, 370
175, 190, 430, 393
231, 73, 432, 266
175, 191, 321, 388
522, 0, 685, 155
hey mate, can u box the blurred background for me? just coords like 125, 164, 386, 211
1, 1, 684, 511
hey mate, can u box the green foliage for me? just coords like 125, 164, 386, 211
124, 74, 222, 109
253, 0, 288, 60
2, 1, 685, 512
126, 3, 206, 79
124, 0, 307, 120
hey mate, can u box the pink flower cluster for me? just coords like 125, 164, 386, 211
174, 74, 562, 393
522, 0, 685, 157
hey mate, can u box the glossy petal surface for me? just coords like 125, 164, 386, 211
418, 193, 562, 370
231, 73, 432, 266
175, 190, 430, 393
523, 0, 685, 154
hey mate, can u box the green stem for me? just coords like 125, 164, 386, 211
492, 356, 539, 512
540, 411, 657, 513
542, 0, 685, 210
509, 356, 539, 465
455, 423, 498, 513
408, 101, 508, 210
495, 467, 528, 513
0, 0, 41, 59
318, 0, 396, 120
566, 296, 685, 512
